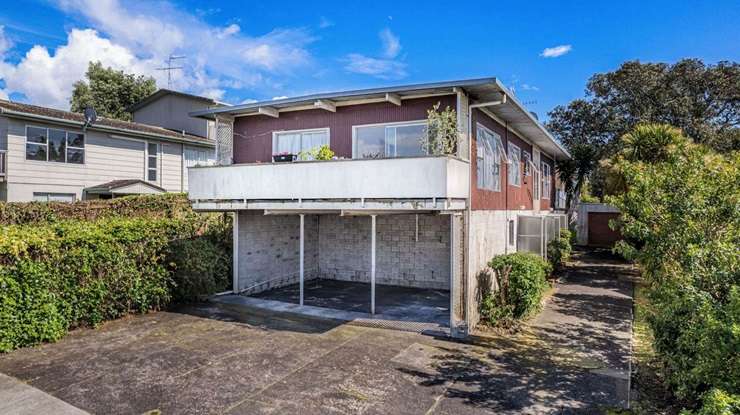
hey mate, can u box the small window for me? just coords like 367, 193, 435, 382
26, 126, 84, 164
508, 220, 516, 246
147, 142, 159, 182
508, 143, 521, 186
541, 161, 552, 199
353, 122, 427, 159
273, 128, 329, 158
33, 192, 76, 203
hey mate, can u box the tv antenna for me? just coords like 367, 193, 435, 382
156, 55, 186, 89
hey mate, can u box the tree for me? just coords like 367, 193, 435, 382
547, 59, 740, 202
70, 62, 157, 121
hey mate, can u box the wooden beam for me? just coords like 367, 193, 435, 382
257, 106, 279, 118
314, 100, 336, 112
385, 93, 402, 106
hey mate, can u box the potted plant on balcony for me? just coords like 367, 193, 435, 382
423, 102, 459, 156
272, 152, 296, 162
297, 144, 335, 161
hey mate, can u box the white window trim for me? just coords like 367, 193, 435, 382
271, 127, 331, 155
24, 124, 86, 165
145, 141, 160, 184
351, 120, 427, 159
541, 161, 551, 200
475, 122, 503, 192
508, 142, 522, 187
522, 150, 532, 176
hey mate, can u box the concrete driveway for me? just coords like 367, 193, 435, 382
0, 249, 634, 414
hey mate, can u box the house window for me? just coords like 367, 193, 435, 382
541, 161, 551, 199
475, 123, 503, 191
273, 128, 329, 157
508, 220, 516, 246
353, 121, 427, 159
147, 142, 159, 182
25, 126, 85, 164
508, 142, 521, 186
522, 151, 532, 176
33, 192, 76, 203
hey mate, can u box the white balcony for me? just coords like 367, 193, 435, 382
188, 156, 469, 212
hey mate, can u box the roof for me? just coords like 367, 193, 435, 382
188, 77, 570, 160
127, 89, 227, 112
84, 179, 166, 194
0, 99, 214, 147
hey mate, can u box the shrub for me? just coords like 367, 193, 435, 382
547, 229, 572, 268
607, 124, 740, 411
481, 253, 552, 325
0, 196, 233, 353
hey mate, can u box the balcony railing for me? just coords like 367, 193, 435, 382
188, 156, 469, 211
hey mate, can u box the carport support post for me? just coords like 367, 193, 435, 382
299, 214, 305, 306
370, 214, 377, 314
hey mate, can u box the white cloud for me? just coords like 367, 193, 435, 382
379, 28, 400, 58
521, 83, 539, 91
540, 44, 572, 58
0, 0, 315, 108
344, 54, 406, 80
240, 98, 258, 104
272, 96, 288, 100
318, 16, 334, 29
344, 28, 406, 80
0, 27, 159, 108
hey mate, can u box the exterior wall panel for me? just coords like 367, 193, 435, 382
233, 95, 456, 163
540, 153, 555, 211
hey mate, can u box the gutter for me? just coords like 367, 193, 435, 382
0, 108, 215, 148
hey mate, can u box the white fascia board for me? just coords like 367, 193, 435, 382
314, 100, 337, 112
258, 106, 279, 118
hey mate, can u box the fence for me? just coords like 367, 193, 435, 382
516, 213, 567, 260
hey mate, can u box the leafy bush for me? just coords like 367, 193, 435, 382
0, 196, 233, 352
607, 124, 740, 411
0, 193, 193, 226
547, 229, 572, 268
298, 144, 335, 161
481, 253, 552, 325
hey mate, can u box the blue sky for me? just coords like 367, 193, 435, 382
0, 0, 738, 120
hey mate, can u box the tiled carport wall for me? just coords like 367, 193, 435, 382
236, 211, 453, 293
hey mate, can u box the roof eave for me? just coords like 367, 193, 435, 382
0, 108, 215, 147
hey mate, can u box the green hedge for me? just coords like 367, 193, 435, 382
481, 252, 552, 326
0, 193, 193, 226
0, 195, 232, 353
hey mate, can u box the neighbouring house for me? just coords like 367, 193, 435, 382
0, 90, 218, 202
186, 77, 570, 337
575, 203, 623, 247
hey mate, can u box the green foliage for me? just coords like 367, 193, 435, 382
547, 229, 572, 268
607, 124, 740, 411
682, 389, 740, 415
425, 102, 459, 155
70, 61, 157, 121
0, 193, 192, 226
481, 253, 552, 326
0, 196, 232, 352
298, 144, 335, 161
548, 59, 740, 205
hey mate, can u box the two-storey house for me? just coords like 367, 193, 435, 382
187, 78, 570, 337
0, 89, 217, 202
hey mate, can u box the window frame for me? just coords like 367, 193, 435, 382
32, 192, 76, 203
508, 219, 516, 246
24, 125, 85, 165
541, 161, 552, 200
475, 123, 502, 192
522, 150, 532, 176
508, 142, 522, 187
272, 127, 331, 156
351, 120, 427, 159
146, 141, 160, 183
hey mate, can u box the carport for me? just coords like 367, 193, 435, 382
230, 209, 461, 329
